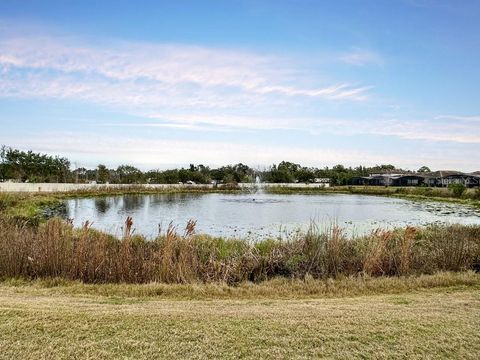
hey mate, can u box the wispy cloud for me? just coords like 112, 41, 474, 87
340, 49, 383, 66
0, 131, 411, 169
1, 20, 478, 171
2, 131, 477, 171
0, 32, 372, 112
435, 115, 480, 123
369, 119, 480, 144
102, 113, 480, 144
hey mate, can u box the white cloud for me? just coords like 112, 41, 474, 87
102, 113, 480, 144
0, 131, 406, 169
2, 131, 477, 171
0, 33, 371, 107
347, 118, 480, 144
1, 21, 478, 171
340, 50, 383, 66
435, 115, 480, 123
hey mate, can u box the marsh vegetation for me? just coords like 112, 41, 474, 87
1, 216, 479, 284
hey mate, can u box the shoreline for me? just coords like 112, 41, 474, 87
1, 184, 479, 224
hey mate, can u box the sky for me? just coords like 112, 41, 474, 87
0, 0, 479, 171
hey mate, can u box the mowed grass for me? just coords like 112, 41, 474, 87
1, 273, 479, 359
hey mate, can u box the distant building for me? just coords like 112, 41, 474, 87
423, 171, 480, 187
351, 171, 479, 188
352, 173, 422, 186
392, 175, 425, 186
313, 178, 330, 184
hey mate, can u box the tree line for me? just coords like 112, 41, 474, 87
0, 146, 411, 185
0, 146, 70, 183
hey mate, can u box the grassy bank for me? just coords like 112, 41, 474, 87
1, 217, 479, 284
268, 185, 480, 207
2, 271, 478, 300
0, 276, 479, 359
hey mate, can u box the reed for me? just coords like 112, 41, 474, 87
0, 217, 479, 284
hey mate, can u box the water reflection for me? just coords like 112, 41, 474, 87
94, 198, 111, 213
65, 193, 480, 240
121, 195, 147, 211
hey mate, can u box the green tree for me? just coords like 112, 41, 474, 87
0, 146, 70, 182
296, 168, 315, 183
417, 166, 431, 173
97, 164, 110, 183
116, 165, 143, 184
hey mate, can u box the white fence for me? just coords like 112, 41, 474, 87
0, 182, 329, 193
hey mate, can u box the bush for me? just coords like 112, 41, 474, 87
473, 187, 480, 200
448, 183, 466, 197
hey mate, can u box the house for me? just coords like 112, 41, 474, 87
391, 175, 425, 186
350, 176, 371, 186
313, 178, 330, 184
351, 170, 480, 187
352, 173, 411, 186
424, 171, 480, 188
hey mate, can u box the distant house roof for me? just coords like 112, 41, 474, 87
369, 173, 406, 178
422, 170, 466, 178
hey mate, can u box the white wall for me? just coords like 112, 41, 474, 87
0, 182, 329, 193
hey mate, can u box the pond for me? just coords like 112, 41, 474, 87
64, 192, 480, 239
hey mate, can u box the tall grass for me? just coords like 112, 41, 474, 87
0, 217, 479, 284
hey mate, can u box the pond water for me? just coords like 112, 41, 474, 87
64, 192, 480, 239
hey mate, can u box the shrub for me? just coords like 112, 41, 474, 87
448, 183, 466, 197
473, 187, 480, 200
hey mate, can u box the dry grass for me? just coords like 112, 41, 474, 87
1, 271, 478, 300
0, 276, 479, 359
0, 217, 479, 284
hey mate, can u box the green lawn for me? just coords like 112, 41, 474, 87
1, 275, 479, 359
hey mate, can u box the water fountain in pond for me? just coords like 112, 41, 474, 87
251, 174, 266, 202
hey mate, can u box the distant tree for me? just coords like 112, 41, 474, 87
265, 164, 294, 183
162, 169, 180, 184
73, 167, 88, 183
0, 145, 425, 187
97, 164, 110, 183
296, 168, 315, 183
278, 161, 300, 174
332, 164, 347, 173
232, 163, 251, 182
417, 166, 431, 173
0, 145, 8, 181
0, 146, 70, 182
223, 173, 236, 184
116, 165, 143, 184
210, 168, 226, 182
370, 164, 396, 173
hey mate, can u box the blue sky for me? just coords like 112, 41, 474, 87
0, 0, 479, 170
